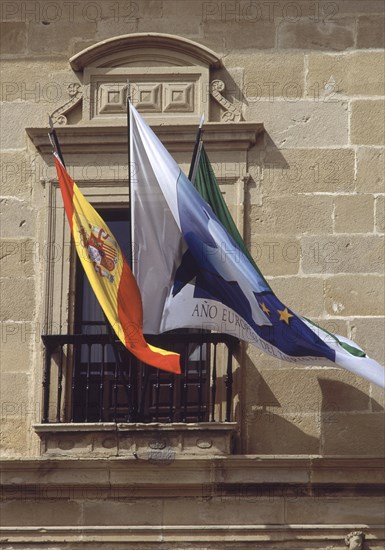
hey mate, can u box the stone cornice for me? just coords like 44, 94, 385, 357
34, 421, 238, 432
26, 122, 264, 156
1, 456, 384, 489
69, 33, 223, 70
1, 524, 384, 545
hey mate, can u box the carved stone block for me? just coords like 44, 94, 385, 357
133, 82, 162, 112
98, 83, 128, 114
164, 82, 194, 113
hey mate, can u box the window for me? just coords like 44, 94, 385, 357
28, 34, 261, 458
41, 207, 236, 425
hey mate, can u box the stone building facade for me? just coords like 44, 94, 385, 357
0, 1, 384, 548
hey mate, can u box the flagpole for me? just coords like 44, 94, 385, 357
48, 116, 66, 167
188, 113, 205, 184
126, 83, 135, 270
127, 90, 152, 406
190, 139, 203, 185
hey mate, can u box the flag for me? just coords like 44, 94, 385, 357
194, 145, 266, 275
194, 145, 385, 388
130, 104, 385, 389
53, 154, 180, 374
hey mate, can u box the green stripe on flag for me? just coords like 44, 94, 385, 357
194, 146, 272, 291
304, 316, 366, 358
339, 341, 366, 357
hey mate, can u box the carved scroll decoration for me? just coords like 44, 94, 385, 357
50, 83, 82, 126
345, 531, 365, 550
210, 79, 242, 122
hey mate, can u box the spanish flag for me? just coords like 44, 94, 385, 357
53, 154, 180, 374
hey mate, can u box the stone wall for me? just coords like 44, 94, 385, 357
1, 0, 384, 459
1, 2, 384, 548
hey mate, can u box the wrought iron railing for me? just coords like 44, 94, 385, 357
41, 332, 238, 424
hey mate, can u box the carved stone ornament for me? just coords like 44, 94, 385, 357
49, 83, 82, 125
149, 438, 167, 450
210, 79, 243, 122
27, 34, 264, 156
344, 531, 365, 550
84, 69, 199, 121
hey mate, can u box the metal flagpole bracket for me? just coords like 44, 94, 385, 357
48, 114, 66, 167
188, 113, 205, 184
47, 115, 56, 153
126, 79, 131, 103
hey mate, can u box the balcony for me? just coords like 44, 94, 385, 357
36, 332, 239, 457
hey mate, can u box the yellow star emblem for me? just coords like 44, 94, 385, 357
260, 302, 270, 315
277, 307, 294, 324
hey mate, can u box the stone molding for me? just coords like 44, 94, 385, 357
0, 525, 383, 546
26, 122, 263, 155
34, 421, 237, 432
1, 456, 384, 487
39, 33, 251, 139
69, 33, 223, 71
1, 457, 384, 545
50, 34, 227, 126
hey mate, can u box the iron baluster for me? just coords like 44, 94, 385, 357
126, 354, 135, 422
139, 363, 150, 421
155, 366, 160, 421
225, 343, 233, 422
211, 343, 217, 422
197, 341, 203, 421
168, 376, 174, 422
98, 343, 105, 422
56, 345, 64, 422
113, 347, 119, 422
42, 342, 53, 423
70, 341, 77, 422
85, 343, 91, 422
182, 345, 189, 422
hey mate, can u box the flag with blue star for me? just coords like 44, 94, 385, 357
130, 104, 385, 389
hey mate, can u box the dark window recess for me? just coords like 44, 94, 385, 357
41, 209, 237, 424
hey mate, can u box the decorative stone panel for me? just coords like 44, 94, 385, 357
36, 34, 248, 127
34, 422, 238, 457
83, 67, 205, 122
134, 82, 162, 112
163, 82, 194, 113
98, 82, 128, 114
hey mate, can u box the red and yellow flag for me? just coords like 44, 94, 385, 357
54, 155, 180, 374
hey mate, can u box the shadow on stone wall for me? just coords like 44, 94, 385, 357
237, 347, 384, 456
319, 378, 384, 456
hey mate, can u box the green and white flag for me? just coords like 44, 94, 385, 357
192, 145, 385, 389
131, 105, 385, 390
